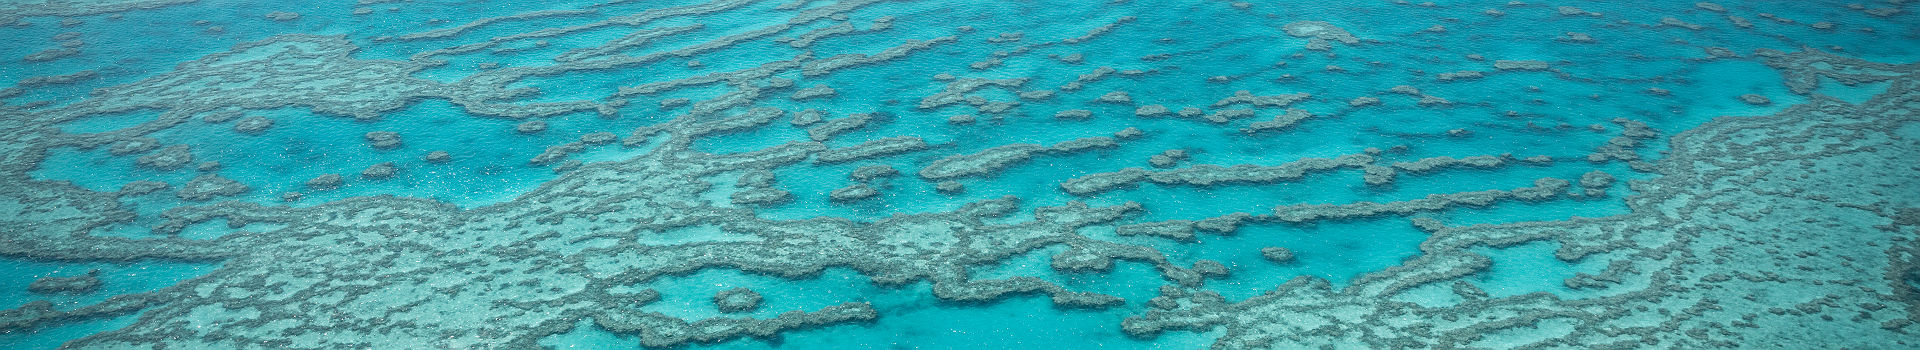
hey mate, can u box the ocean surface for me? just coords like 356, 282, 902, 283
1, 0, 1917, 348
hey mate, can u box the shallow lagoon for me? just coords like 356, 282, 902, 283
2, 0, 1919, 349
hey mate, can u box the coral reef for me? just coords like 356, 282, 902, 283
0, 2, 1914, 349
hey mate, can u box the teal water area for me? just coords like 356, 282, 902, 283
0, 258, 219, 349
3, 0, 1918, 349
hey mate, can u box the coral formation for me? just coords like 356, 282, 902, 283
0, 2, 1914, 349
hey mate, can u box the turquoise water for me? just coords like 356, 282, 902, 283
3, 0, 1919, 349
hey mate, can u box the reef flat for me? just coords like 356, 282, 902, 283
1, 0, 1917, 349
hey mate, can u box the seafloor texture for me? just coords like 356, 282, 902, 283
1, 0, 1918, 349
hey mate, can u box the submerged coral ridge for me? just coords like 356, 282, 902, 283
0, 0, 1917, 349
